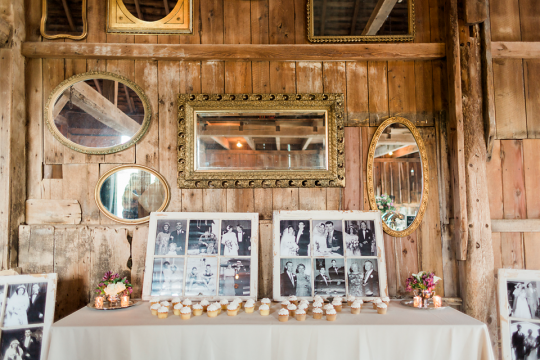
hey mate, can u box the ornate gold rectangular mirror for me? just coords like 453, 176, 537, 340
41, 0, 87, 40
308, 0, 415, 42
107, 0, 192, 34
178, 94, 345, 189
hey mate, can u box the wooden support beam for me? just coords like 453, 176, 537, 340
210, 136, 230, 150
123, 84, 134, 113
391, 144, 418, 158
0, 17, 10, 46
60, 0, 76, 32
361, 0, 399, 36
21, 42, 446, 62
163, 0, 170, 14
93, 79, 102, 94
301, 137, 313, 150
276, 137, 280, 151
134, 0, 144, 20
463, 0, 487, 25
201, 127, 324, 137
492, 42, 540, 59
480, 1, 496, 160
243, 136, 256, 150
350, 0, 362, 35
113, 81, 118, 106
26, 199, 82, 225
492, 219, 540, 233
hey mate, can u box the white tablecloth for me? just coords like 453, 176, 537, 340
47, 301, 494, 360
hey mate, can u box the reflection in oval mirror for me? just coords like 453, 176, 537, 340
47, 72, 151, 154
96, 166, 170, 224
368, 118, 429, 237
122, 0, 177, 21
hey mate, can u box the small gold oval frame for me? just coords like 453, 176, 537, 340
366, 117, 429, 237
95, 165, 171, 225
45, 71, 152, 155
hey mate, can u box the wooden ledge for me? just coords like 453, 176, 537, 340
22, 42, 445, 61
491, 219, 540, 232
492, 42, 540, 59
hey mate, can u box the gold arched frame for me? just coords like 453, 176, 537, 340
107, 0, 192, 34
40, 0, 88, 40
45, 71, 152, 155
95, 165, 171, 225
366, 117, 429, 237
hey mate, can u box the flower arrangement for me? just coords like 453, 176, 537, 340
96, 271, 133, 297
376, 194, 396, 214
405, 271, 442, 292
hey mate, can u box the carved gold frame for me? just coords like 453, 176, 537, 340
107, 0, 192, 34
95, 165, 171, 225
45, 71, 152, 155
367, 117, 429, 237
178, 93, 345, 189
40, 0, 88, 40
307, 0, 415, 43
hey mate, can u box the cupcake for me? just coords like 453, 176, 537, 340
245, 300, 255, 314
295, 308, 306, 321
372, 298, 382, 309
323, 304, 334, 314
220, 299, 229, 311
151, 303, 161, 316
200, 299, 210, 312
180, 306, 191, 320
313, 295, 323, 303
347, 295, 356, 306
281, 300, 290, 309
207, 304, 219, 318
313, 300, 323, 310
326, 308, 337, 321
182, 299, 192, 309
227, 303, 239, 316
288, 295, 298, 306
259, 303, 270, 316
160, 301, 171, 310
261, 298, 271, 308
173, 303, 183, 316
377, 303, 387, 314
214, 302, 222, 314
313, 307, 323, 320
150, 297, 160, 306
334, 296, 343, 303
172, 297, 181, 307
332, 299, 342, 312
299, 299, 309, 307
193, 303, 203, 316
351, 301, 362, 314
233, 298, 243, 308
158, 306, 169, 319
382, 297, 390, 305
297, 303, 308, 312
287, 303, 297, 317
278, 308, 289, 322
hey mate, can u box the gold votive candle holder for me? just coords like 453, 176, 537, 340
413, 296, 422, 308
95, 296, 104, 309
433, 295, 442, 308
121, 295, 130, 307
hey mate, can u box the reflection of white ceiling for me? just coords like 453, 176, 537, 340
375, 127, 418, 158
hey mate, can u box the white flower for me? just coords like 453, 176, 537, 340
115, 282, 126, 293
433, 276, 442, 283
104, 283, 118, 296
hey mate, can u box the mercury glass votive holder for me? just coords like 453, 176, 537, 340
433, 295, 442, 308
121, 295, 130, 307
413, 296, 422, 308
95, 296, 104, 309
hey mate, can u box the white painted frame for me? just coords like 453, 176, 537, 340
498, 268, 540, 360
142, 212, 259, 301
0, 273, 57, 360
272, 210, 388, 301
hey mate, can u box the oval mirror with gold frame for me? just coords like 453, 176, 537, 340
367, 117, 429, 237
95, 165, 170, 225
45, 71, 152, 155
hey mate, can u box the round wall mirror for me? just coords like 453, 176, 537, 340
95, 165, 170, 224
45, 71, 151, 154
367, 117, 429, 237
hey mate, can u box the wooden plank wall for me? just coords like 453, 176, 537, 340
21, 0, 454, 319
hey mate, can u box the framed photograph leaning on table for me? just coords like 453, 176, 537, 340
142, 212, 259, 301
499, 269, 540, 360
0, 274, 57, 360
273, 210, 388, 301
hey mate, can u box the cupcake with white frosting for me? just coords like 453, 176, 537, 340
193, 303, 203, 316
245, 300, 255, 314
180, 306, 191, 320
287, 303, 297, 317
214, 302, 222, 314
172, 297, 181, 307
295, 308, 306, 321
173, 303, 183, 316
259, 303, 270, 316
377, 303, 387, 314
281, 300, 290, 309
382, 297, 390, 305
326, 308, 337, 321
299, 299, 309, 307
313, 300, 324, 310
347, 295, 356, 306
160, 301, 171, 310
313, 295, 323, 303
150, 297, 160, 306
351, 300, 362, 314
220, 299, 229, 311
207, 303, 219, 318
182, 298, 192, 310
372, 298, 382, 309
151, 303, 161, 316
200, 299, 210, 312
313, 307, 323, 320
261, 298, 271, 308
323, 303, 334, 314
297, 303, 308, 312
333, 296, 343, 303
233, 298, 243, 308
158, 306, 169, 319
288, 295, 298, 306
278, 308, 289, 322
227, 302, 239, 316
332, 299, 342, 312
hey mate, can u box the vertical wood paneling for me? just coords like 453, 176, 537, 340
388, 60, 417, 123
131, 225, 149, 298
343, 127, 361, 210
43, 59, 65, 164
62, 164, 100, 224
395, 233, 419, 295
26, 59, 43, 199
383, 233, 397, 297
524, 60, 540, 138
345, 62, 369, 126
200, 0, 224, 44
224, 0, 251, 44
251, 0, 269, 44
294, 0, 308, 44
519, 0, 540, 42
368, 61, 389, 126
269, 0, 295, 44
490, 0, 521, 42
486, 140, 504, 219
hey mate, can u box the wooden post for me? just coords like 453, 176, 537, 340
0, 0, 26, 269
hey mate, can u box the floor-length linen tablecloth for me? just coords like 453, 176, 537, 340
47, 301, 494, 360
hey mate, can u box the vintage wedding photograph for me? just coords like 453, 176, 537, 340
279, 220, 311, 256
220, 220, 252, 256
314, 258, 346, 296
153, 220, 187, 256
218, 258, 251, 296
279, 258, 312, 297
187, 220, 219, 255
185, 257, 218, 296
345, 220, 377, 256
3, 283, 48, 327
508, 281, 540, 320
312, 220, 344, 256
347, 259, 380, 297
0, 327, 43, 360
150, 258, 184, 297
510, 320, 540, 360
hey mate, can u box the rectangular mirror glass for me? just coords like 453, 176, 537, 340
308, 0, 414, 42
195, 111, 327, 172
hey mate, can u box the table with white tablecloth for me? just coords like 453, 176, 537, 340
47, 301, 495, 360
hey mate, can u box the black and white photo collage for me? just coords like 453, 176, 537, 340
0, 279, 53, 360
506, 280, 540, 360
149, 218, 254, 299
278, 219, 381, 299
